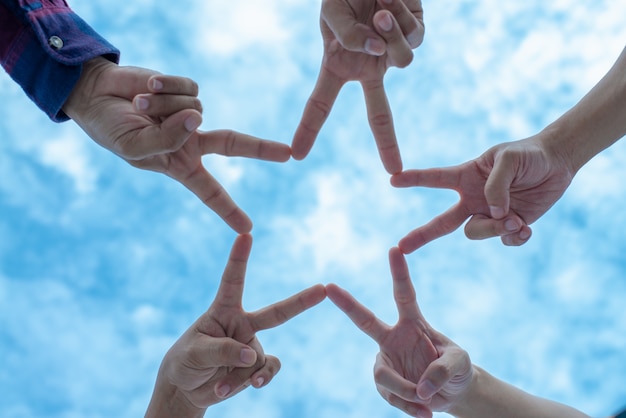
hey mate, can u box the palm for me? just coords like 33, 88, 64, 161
379, 322, 438, 385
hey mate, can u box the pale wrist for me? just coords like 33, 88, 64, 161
145, 372, 206, 418
447, 365, 482, 418
538, 119, 590, 176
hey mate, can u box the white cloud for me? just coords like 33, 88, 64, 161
195, 0, 291, 56
39, 130, 98, 194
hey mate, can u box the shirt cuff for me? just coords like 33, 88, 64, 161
3, 3, 120, 122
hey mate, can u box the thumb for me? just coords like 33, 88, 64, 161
484, 152, 516, 219
416, 348, 473, 401
196, 336, 258, 369
121, 109, 201, 160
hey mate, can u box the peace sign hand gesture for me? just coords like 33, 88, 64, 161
145, 234, 326, 418
326, 248, 473, 418
392, 135, 574, 252
292, 0, 425, 174
64, 58, 291, 234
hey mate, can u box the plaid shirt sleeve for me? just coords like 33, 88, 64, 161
0, 0, 120, 122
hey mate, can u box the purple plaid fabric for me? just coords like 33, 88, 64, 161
0, 0, 119, 121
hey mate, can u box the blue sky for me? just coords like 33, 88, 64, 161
1, 1, 626, 417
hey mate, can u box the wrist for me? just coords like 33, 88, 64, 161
538, 119, 589, 176
145, 371, 207, 418
62, 57, 116, 121
447, 364, 482, 418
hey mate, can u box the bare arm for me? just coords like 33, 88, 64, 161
543, 45, 626, 174
450, 366, 590, 418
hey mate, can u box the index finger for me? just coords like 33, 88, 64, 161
325, 283, 389, 343
172, 162, 253, 234
388, 247, 423, 321
292, 68, 344, 160
391, 167, 462, 190
361, 78, 402, 174
213, 234, 253, 309
199, 130, 291, 163
398, 203, 469, 253
249, 284, 327, 331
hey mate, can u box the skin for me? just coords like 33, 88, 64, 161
326, 247, 473, 418
292, 0, 425, 174
326, 248, 589, 418
392, 45, 626, 253
145, 234, 327, 418
63, 57, 291, 233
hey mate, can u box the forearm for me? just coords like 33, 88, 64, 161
448, 366, 590, 418
541, 45, 626, 174
145, 371, 207, 418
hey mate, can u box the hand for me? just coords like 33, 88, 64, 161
145, 234, 326, 417
391, 134, 575, 253
63, 58, 291, 233
326, 247, 473, 418
292, 0, 425, 174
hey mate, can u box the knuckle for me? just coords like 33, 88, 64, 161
369, 112, 392, 128
222, 130, 238, 156
394, 51, 414, 68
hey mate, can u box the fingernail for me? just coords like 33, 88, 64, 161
184, 114, 202, 132
364, 38, 385, 56
151, 78, 163, 91
378, 13, 393, 32
217, 384, 231, 398
519, 228, 531, 240
505, 219, 520, 232
256, 377, 265, 387
490, 206, 505, 219
417, 380, 436, 400
134, 97, 149, 111
407, 29, 423, 47
240, 348, 256, 365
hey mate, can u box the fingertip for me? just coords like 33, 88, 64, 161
290, 143, 310, 161
252, 376, 266, 388
390, 172, 411, 187
397, 238, 415, 255
325, 282, 340, 293
388, 246, 403, 259
276, 146, 292, 163
229, 213, 253, 235
373, 10, 394, 33
364, 37, 386, 56
184, 112, 203, 132
240, 347, 257, 366
504, 218, 522, 233
235, 232, 253, 246
416, 380, 437, 401
519, 226, 532, 241
150, 77, 164, 92
133, 95, 149, 111
216, 384, 231, 399
489, 206, 506, 220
